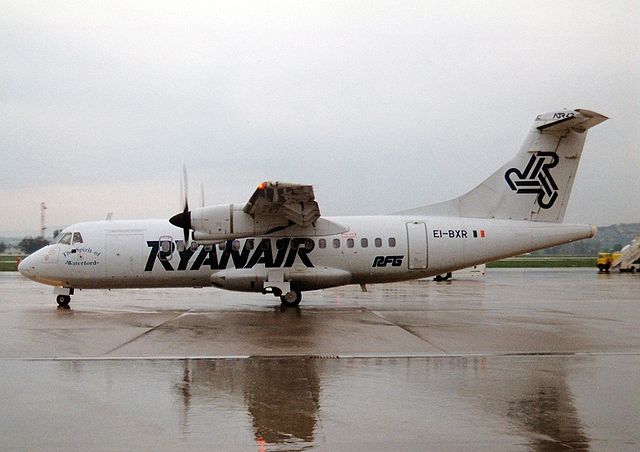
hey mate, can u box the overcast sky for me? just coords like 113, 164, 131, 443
1, 0, 638, 236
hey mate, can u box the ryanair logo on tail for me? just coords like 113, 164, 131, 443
504, 152, 559, 209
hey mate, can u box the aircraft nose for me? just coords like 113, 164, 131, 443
18, 254, 34, 278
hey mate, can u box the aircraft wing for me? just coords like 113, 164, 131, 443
243, 181, 321, 228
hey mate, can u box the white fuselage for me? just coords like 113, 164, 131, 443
19, 215, 595, 293
17, 108, 607, 306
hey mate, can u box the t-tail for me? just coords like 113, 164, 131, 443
400, 109, 608, 222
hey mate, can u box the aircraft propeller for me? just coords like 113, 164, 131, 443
169, 166, 192, 246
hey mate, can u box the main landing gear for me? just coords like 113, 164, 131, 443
279, 290, 302, 307
263, 276, 303, 307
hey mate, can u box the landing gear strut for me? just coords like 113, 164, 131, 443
56, 295, 71, 308
280, 290, 302, 307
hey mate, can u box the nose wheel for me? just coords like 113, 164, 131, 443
56, 295, 71, 308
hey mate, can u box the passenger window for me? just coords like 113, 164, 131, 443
245, 239, 254, 250
176, 241, 186, 252
232, 240, 241, 251
375, 238, 382, 248
289, 238, 314, 250
190, 242, 199, 251
261, 240, 271, 250
389, 238, 396, 247
361, 238, 368, 248
347, 238, 354, 248
276, 239, 287, 250
304, 239, 315, 251
218, 243, 225, 251
72, 232, 83, 244
159, 237, 174, 261
58, 233, 72, 245
333, 238, 341, 249
319, 239, 326, 249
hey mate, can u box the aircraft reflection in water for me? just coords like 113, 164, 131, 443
177, 358, 320, 447
460, 357, 589, 449
171, 356, 588, 449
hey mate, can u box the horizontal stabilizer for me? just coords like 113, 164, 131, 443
536, 109, 608, 133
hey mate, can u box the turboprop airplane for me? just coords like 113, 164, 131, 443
19, 108, 607, 308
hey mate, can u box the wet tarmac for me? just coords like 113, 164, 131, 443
1, 269, 639, 450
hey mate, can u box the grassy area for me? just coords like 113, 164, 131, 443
0, 256, 26, 271
487, 256, 595, 268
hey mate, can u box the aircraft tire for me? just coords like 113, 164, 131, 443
280, 290, 302, 307
56, 295, 71, 308
434, 272, 452, 282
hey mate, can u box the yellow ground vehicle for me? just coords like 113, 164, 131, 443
597, 235, 640, 273
596, 252, 622, 272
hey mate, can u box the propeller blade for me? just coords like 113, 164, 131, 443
179, 173, 184, 212
182, 217, 190, 245
172, 165, 192, 246
182, 165, 189, 213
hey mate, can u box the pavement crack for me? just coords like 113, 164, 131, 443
370, 310, 449, 353
100, 310, 190, 357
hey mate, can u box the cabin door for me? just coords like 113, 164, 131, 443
406, 222, 428, 270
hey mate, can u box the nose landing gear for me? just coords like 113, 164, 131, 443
54, 287, 74, 309
56, 295, 71, 308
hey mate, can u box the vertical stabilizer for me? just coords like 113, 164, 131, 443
399, 109, 607, 222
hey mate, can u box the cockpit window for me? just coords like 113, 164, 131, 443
58, 233, 72, 245
72, 232, 83, 244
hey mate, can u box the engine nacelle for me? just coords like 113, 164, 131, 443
210, 267, 352, 292
209, 268, 267, 292
190, 204, 289, 242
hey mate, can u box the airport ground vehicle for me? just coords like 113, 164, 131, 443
597, 235, 640, 273
596, 252, 622, 272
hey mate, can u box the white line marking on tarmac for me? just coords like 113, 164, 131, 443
4, 351, 640, 361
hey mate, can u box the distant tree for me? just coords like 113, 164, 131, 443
0, 241, 6, 254
18, 237, 50, 254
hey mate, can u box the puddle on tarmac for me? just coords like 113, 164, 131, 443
1, 354, 639, 450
